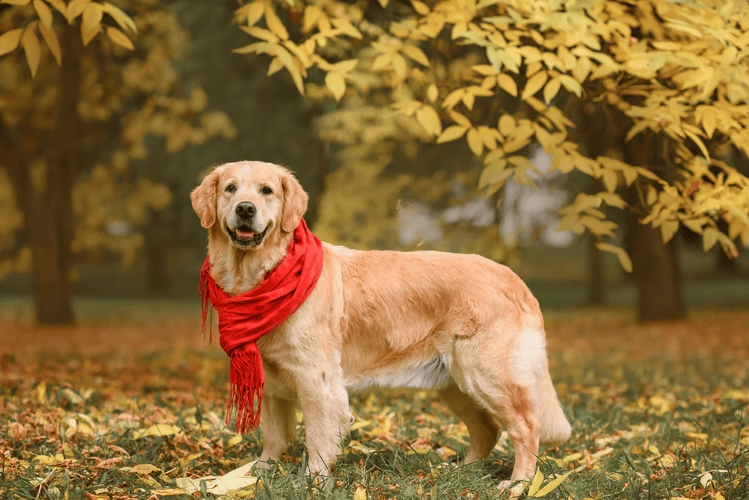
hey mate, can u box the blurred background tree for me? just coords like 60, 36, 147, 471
230, 0, 749, 322
0, 0, 747, 326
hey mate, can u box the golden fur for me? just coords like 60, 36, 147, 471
191, 161, 571, 492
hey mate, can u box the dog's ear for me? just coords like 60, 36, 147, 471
191, 168, 221, 228
280, 168, 308, 233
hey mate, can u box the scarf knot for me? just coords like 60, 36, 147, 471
199, 219, 324, 433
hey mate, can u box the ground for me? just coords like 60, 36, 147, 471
1, 299, 748, 499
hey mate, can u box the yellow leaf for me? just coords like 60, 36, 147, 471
462, 92, 475, 110
411, 0, 429, 14
240, 26, 278, 43
392, 53, 407, 79
498, 114, 515, 137
21, 23, 41, 76
543, 78, 561, 104
235, 2, 265, 26
473, 64, 498, 76
416, 105, 442, 136
466, 128, 483, 156
596, 243, 632, 273
497, 73, 517, 96
527, 469, 544, 496
377, 0, 388, 7
0, 28, 23, 56
33, 0, 53, 27
660, 220, 678, 243
332, 59, 358, 73
349, 420, 371, 431
131, 463, 162, 475
401, 44, 429, 66
36, 381, 47, 403
132, 424, 182, 439
531, 470, 573, 497
301, 5, 323, 32
572, 56, 591, 82
1, 0, 31, 4
81, 23, 99, 46
150, 489, 189, 497
479, 160, 509, 189
81, 3, 103, 37
436, 125, 467, 144
353, 485, 367, 500
105, 26, 133, 50
504, 137, 530, 153
521, 71, 548, 100
702, 110, 716, 139
427, 83, 438, 102
39, 21, 61, 65
267, 57, 283, 75
264, 4, 289, 41
685, 130, 710, 163
66, 0, 89, 22
449, 111, 471, 128
478, 126, 497, 149
325, 71, 346, 101
102, 2, 137, 33
558, 75, 582, 97
227, 434, 243, 447
601, 169, 618, 193
47, 0, 66, 15
702, 227, 719, 251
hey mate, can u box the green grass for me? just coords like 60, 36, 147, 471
1, 308, 749, 499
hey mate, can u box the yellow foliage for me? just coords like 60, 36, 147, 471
231, 0, 749, 265
0, 1, 237, 271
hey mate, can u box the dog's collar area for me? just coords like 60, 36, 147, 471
226, 222, 269, 249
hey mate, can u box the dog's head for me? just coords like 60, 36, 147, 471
191, 161, 308, 251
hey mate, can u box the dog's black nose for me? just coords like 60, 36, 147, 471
235, 202, 256, 218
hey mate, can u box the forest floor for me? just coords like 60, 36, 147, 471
1, 302, 748, 499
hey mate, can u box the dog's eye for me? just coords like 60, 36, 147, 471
225, 184, 236, 193
261, 186, 273, 195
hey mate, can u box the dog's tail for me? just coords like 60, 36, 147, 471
536, 367, 571, 445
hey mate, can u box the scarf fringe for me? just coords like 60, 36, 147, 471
199, 259, 213, 344
226, 344, 264, 434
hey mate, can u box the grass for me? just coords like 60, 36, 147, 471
1, 305, 749, 499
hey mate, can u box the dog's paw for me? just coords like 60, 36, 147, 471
497, 480, 526, 498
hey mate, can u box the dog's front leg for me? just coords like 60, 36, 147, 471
296, 366, 350, 475
257, 395, 297, 467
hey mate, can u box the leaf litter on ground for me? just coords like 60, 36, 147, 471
0, 307, 748, 498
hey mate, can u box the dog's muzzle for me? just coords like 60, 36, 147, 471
226, 203, 269, 249
227, 220, 269, 249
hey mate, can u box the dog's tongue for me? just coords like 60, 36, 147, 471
236, 229, 255, 239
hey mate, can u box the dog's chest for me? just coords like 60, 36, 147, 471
345, 355, 453, 391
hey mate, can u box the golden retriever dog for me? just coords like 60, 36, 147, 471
191, 160, 571, 492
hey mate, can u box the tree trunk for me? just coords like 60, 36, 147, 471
621, 132, 686, 322
587, 233, 605, 304
24, 23, 82, 325
625, 205, 686, 322
146, 233, 171, 294
304, 140, 331, 228
586, 179, 605, 304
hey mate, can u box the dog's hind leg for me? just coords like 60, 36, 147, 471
258, 395, 297, 466
451, 330, 548, 494
438, 384, 499, 463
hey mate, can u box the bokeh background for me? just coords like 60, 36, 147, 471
1, 1, 749, 498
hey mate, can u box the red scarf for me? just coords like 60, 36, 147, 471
199, 219, 324, 433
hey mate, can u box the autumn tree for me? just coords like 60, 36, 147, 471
0, 0, 236, 324
230, 0, 749, 321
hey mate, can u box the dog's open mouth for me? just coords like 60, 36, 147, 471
227, 222, 269, 248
